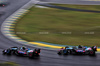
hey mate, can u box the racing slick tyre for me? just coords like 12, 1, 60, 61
63, 49, 68, 55
28, 53, 34, 58
71, 49, 76, 55
68, 50, 72, 54
57, 51, 61, 55
57, 50, 63, 55
11, 47, 18, 54
28, 53, 33, 58
6, 49, 12, 55
89, 50, 95, 56
58, 50, 68, 55
2, 50, 6, 55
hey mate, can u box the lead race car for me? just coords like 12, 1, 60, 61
57, 45, 97, 56
2, 46, 41, 58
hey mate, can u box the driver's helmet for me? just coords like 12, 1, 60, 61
22, 46, 26, 50
65, 46, 69, 49
61, 47, 64, 49
78, 45, 82, 48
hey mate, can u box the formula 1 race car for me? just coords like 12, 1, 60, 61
2, 47, 18, 55
15, 47, 41, 58
0, 0, 9, 7
2, 46, 41, 58
57, 45, 97, 56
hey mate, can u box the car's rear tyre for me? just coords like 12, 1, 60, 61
28, 53, 35, 58
28, 53, 33, 57
89, 50, 95, 56
71, 49, 76, 55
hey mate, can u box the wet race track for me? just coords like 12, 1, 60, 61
0, 0, 100, 66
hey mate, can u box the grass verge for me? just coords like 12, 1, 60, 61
0, 62, 19, 66
15, 5, 100, 46
53, 4, 100, 11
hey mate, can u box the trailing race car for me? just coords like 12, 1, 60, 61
2, 47, 18, 55
57, 45, 97, 56
0, 0, 9, 6
2, 46, 41, 58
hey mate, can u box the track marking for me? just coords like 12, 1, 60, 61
29, 42, 62, 48
82, 0, 100, 1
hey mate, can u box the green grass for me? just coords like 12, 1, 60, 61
15, 5, 100, 46
0, 62, 19, 66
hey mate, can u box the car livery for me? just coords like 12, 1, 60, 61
2, 46, 41, 58
58, 45, 97, 56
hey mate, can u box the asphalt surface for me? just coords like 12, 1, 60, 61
40, 0, 100, 5
0, 0, 100, 66
38, 3, 100, 13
